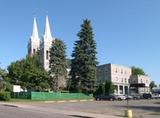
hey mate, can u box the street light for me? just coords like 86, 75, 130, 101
125, 86, 132, 118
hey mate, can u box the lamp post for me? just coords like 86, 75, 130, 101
125, 85, 132, 118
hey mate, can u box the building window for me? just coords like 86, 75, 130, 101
33, 49, 36, 54
121, 78, 123, 82
115, 68, 118, 73
121, 69, 123, 74
116, 77, 118, 82
125, 78, 127, 83
119, 86, 123, 94
46, 50, 49, 60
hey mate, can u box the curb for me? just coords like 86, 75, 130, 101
44, 99, 94, 103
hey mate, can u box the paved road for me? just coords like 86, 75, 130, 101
29, 99, 160, 118
0, 104, 72, 118
0, 102, 119, 118
0, 99, 160, 118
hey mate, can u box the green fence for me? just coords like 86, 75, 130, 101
12, 92, 93, 100
11, 92, 31, 99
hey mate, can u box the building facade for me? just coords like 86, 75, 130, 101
129, 75, 150, 94
28, 16, 54, 70
97, 63, 131, 95
96, 63, 151, 95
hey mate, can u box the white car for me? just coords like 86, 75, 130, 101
114, 95, 126, 100
152, 93, 160, 99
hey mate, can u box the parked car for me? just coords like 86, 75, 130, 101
142, 93, 152, 99
125, 95, 133, 100
95, 94, 116, 101
114, 95, 126, 100
152, 93, 160, 99
131, 94, 141, 100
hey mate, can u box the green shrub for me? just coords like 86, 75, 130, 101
0, 92, 11, 101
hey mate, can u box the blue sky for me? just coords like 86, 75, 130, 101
0, 0, 159, 84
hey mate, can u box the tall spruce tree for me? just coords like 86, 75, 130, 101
70, 19, 97, 94
49, 39, 67, 92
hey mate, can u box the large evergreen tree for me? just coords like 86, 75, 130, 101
70, 19, 97, 94
49, 39, 67, 92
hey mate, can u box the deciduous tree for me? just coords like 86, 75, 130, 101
131, 66, 145, 75
149, 81, 157, 91
8, 54, 50, 91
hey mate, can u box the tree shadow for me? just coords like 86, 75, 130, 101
116, 105, 160, 113
154, 102, 160, 104
3, 104, 18, 108
69, 115, 95, 118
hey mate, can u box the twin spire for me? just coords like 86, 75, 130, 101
31, 17, 39, 39
44, 16, 52, 39
31, 16, 52, 41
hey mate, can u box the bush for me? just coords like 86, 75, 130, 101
94, 82, 105, 96
0, 92, 11, 101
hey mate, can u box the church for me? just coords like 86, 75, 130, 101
27, 16, 54, 70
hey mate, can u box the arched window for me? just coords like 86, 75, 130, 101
33, 49, 36, 54
46, 50, 49, 60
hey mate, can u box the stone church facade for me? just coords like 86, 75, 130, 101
28, 16, 54, 70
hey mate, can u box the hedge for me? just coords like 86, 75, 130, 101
0, 92, 11, 101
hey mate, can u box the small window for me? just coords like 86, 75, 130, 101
146, 80, 148, 83
121, 69, 123, 74
125, 78, 127, 83
121, 78, 123, 82
46, 50, 49, 60
115, 68, 118, 73
116, 77, 118, 81
33, 49, 36, 54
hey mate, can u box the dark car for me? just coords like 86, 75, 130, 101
95, 94, 116, 101
132, 94, 141, 100
142, 93, 152, 99
125, 95, 133, 100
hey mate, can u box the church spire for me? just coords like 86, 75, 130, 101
31, 17, 39, 39
44, 16, 52, 39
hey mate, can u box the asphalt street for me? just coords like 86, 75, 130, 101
29, 99, 160, 118
0, 104, 72, 118
0, 99, 160, 118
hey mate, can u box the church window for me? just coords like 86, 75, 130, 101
33, 49, 36, 54
28, 48, 31, 55
46, 50, 49, 60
